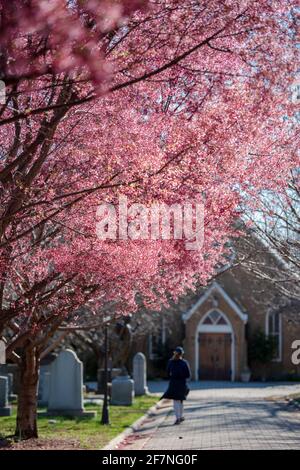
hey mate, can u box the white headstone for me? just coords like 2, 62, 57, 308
0, 376, 12, 416
133, 352, 148, 396
38, 371, 51, 406
111, 375, 134, 405
6, 373, 13, 395
0, 340, 5, 365
5, 372, 17, 401
47, 349, 95, 417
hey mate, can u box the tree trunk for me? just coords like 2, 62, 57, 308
15, 347, 40, 439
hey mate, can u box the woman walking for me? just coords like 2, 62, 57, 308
162, 346, 191, 425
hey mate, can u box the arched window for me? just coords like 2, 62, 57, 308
202, 310, 228, 326
266, 312, 282, 361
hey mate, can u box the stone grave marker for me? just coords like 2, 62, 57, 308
133, 352, 148, 396
45, 349, 96, 417
0, 376, 12, 416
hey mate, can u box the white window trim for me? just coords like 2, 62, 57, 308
182, 281, 248, 324
265, 312, 282, 362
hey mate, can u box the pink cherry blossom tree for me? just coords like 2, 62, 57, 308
0, 1, 299, 438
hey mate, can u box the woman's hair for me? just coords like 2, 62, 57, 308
172, 351, 182, 360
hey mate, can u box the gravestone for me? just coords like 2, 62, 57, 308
6, 372, 17, 402
133, 352, 148, 396
111, 375, 134, 406
0, 364, 19, 394
38, 371, 51, 407
0, 340, 5, 364
38, 356, 56, 406
6, 372, 13, 395
97, 367, 122, 393
46, 349, 96, 417
0, 376, 12, 416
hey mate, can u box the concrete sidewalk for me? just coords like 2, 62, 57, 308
118, 382, 300, 450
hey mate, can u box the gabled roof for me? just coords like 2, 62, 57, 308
182, 281, 248, 324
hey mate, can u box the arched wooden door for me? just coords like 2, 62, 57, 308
198, 332, 231, 380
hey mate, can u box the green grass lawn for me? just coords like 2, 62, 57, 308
0, 395, 158, 450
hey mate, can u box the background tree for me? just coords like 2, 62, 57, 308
239, 171, 300, 302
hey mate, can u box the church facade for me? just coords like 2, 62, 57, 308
131, 237, 300, 381
182, 281, 248, 381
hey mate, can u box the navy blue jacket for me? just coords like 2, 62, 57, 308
162, 358, 191, 401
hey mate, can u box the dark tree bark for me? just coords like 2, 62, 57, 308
15, 346, 40, 439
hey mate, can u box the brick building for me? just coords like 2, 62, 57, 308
131, 235, 300, 381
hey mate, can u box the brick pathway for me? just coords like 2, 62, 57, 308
118, 382, 300, 450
